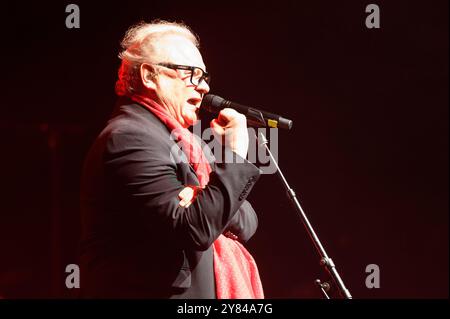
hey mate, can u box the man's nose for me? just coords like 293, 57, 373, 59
196, 79, 210, 94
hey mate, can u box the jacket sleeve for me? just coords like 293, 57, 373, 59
224, 200, 258, 243
104, 128, 260, 251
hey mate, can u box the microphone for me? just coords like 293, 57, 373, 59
201, 94, 293, 130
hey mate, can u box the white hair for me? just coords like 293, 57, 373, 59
115, 20, 200, 96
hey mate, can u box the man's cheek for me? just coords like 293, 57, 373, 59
185, 109, 198, 125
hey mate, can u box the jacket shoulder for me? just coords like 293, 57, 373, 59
100, 103, 173, 151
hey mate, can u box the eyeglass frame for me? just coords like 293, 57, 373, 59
155, 62, 211, 87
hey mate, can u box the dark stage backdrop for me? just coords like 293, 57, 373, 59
0, 0, 447, 298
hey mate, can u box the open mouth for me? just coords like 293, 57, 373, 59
187, 98, 202, 106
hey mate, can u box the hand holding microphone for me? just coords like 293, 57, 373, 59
210, 108, 249, 159
204, 94, 293, 159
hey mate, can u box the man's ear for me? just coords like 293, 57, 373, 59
140, 63, 157, 90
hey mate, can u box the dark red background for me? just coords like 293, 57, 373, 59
0, 0, 448, 298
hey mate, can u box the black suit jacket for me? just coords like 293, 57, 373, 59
80, 98, 261, 298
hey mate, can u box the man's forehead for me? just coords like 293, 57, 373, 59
156, 34, 206, 69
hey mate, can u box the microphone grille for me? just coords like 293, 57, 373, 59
202, 94, 225, 113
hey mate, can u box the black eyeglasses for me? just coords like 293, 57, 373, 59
156, 62, 211, 86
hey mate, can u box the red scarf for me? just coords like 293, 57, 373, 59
130, 94, 264, 299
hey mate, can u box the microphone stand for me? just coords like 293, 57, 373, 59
257, 131, 352, 299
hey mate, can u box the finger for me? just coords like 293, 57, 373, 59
178, 187, 195, 207
180, 197, 193, 208
216, 112, 230, 126
178, 192, 187, 207
218, 108, 239, 122
185, 186, 202, 207
178, 193, 188, 205
178, 188, 188, 199
179, 187, 194, 199
210, 119, 225, 135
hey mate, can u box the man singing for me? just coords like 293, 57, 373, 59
80, 20, 264, 298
